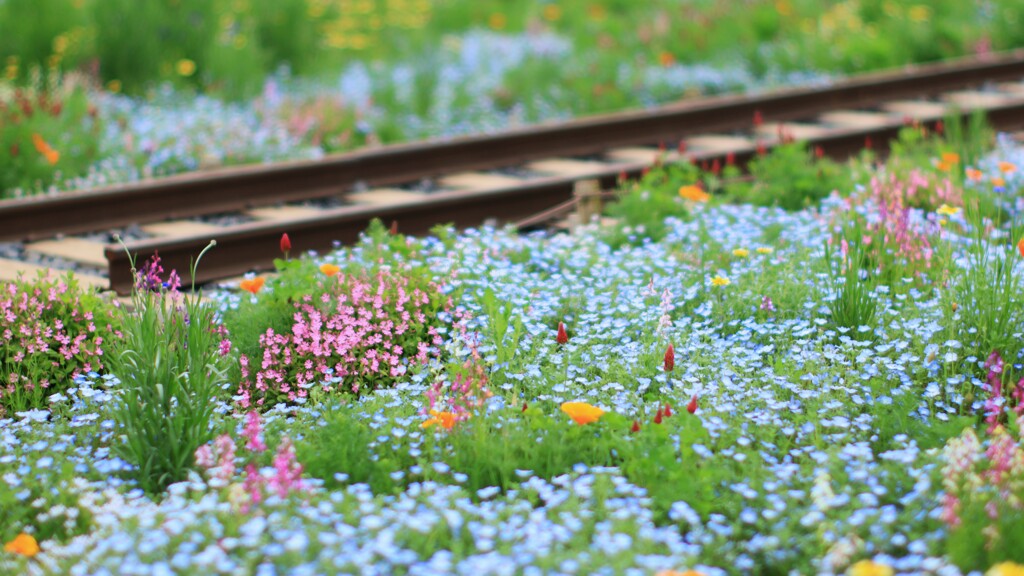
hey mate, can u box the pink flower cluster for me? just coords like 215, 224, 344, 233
863, 172, 945, 273
236, 269, 446, 408
983, 350, 1024, 433
0, 276, 115, 407
195, 411, 305, 513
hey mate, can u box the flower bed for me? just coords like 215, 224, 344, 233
1, 125, 1024, 574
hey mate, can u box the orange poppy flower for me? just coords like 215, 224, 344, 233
999, 161, 1017, 174
993, 177, 1006, 188
965, 168, 983, 182
941, 152, 960, 165
659, 51, 675, 67
31, 133, 59, 165
421, 410, 458, 430
1018, 237, 1024, 258
320, 263, 341, 276
239, 277, 265, 294
678, 185, 710, 202
560, 402, 605, 425
4, 533, 40, 557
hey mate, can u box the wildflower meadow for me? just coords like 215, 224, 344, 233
0, 117, 1023, 575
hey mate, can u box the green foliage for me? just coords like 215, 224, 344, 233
946, 221, 1023, 368
725, 142, 848, 211
0, 82, 102, 196
106, 244, 232, 494
604, 161, 698, 247
0, 272, 118, 415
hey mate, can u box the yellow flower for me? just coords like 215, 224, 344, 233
907, 5, 930, 23
421, 410, 458, 430
732, 248, 750, 258
988, 561, 1024, 576
106, 79, 121, 93
560, 402, 604, 425
938, 218, 948, 226
678, 185, 710, 203
936, 204, 960, 216
711, 275, 730, 287
176, 58, 196, 77
542, 4, 562, 21
4, 533, 40, 557
848, 560, 894, 576
320, 263, 341, 276
999, 161, 1017, 174
756, 247, 774, 254
488, 13, 507, 30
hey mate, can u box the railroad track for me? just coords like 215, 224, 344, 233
4, 50, 1024, 294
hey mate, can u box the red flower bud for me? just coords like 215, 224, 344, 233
556, 322, 568, 345
935, 120, 944, 135
677, 140, 687, 154
687, 394, 698, 414
711, 158, 721, 175
390, 220, 399, 235
618, 170, 627, 183
631, 420, 641, 433
756, 141, 767, 156
654, 408, 663, 424
753, 109, 763, 127
814, 145, 824, 159
522, 401, 528, 412
664, 344, 674, 372
664, 403, 673, 417
864, 136, 873, 150
725, 152, 735, 166
279, 233, 291, 256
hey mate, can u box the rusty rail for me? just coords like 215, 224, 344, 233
104, 101, 1024, 294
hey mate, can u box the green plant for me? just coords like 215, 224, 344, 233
823, 238, 878, 331
479, 287, 525, 387
0, 81, 102, 196
106, 242, 232, 494
604, 160, 698, 247
946, 222, 1023, 368
725, 142, 848, 210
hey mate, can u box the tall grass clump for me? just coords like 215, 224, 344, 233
823, 238, 878, 331
106, 243, 233, 494
947, 221, 1023, 369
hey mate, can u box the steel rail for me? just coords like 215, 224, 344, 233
5, 50, 1024, 242
105, 100, 1024, 294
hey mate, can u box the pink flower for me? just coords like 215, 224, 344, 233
242, 411, 267, 453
